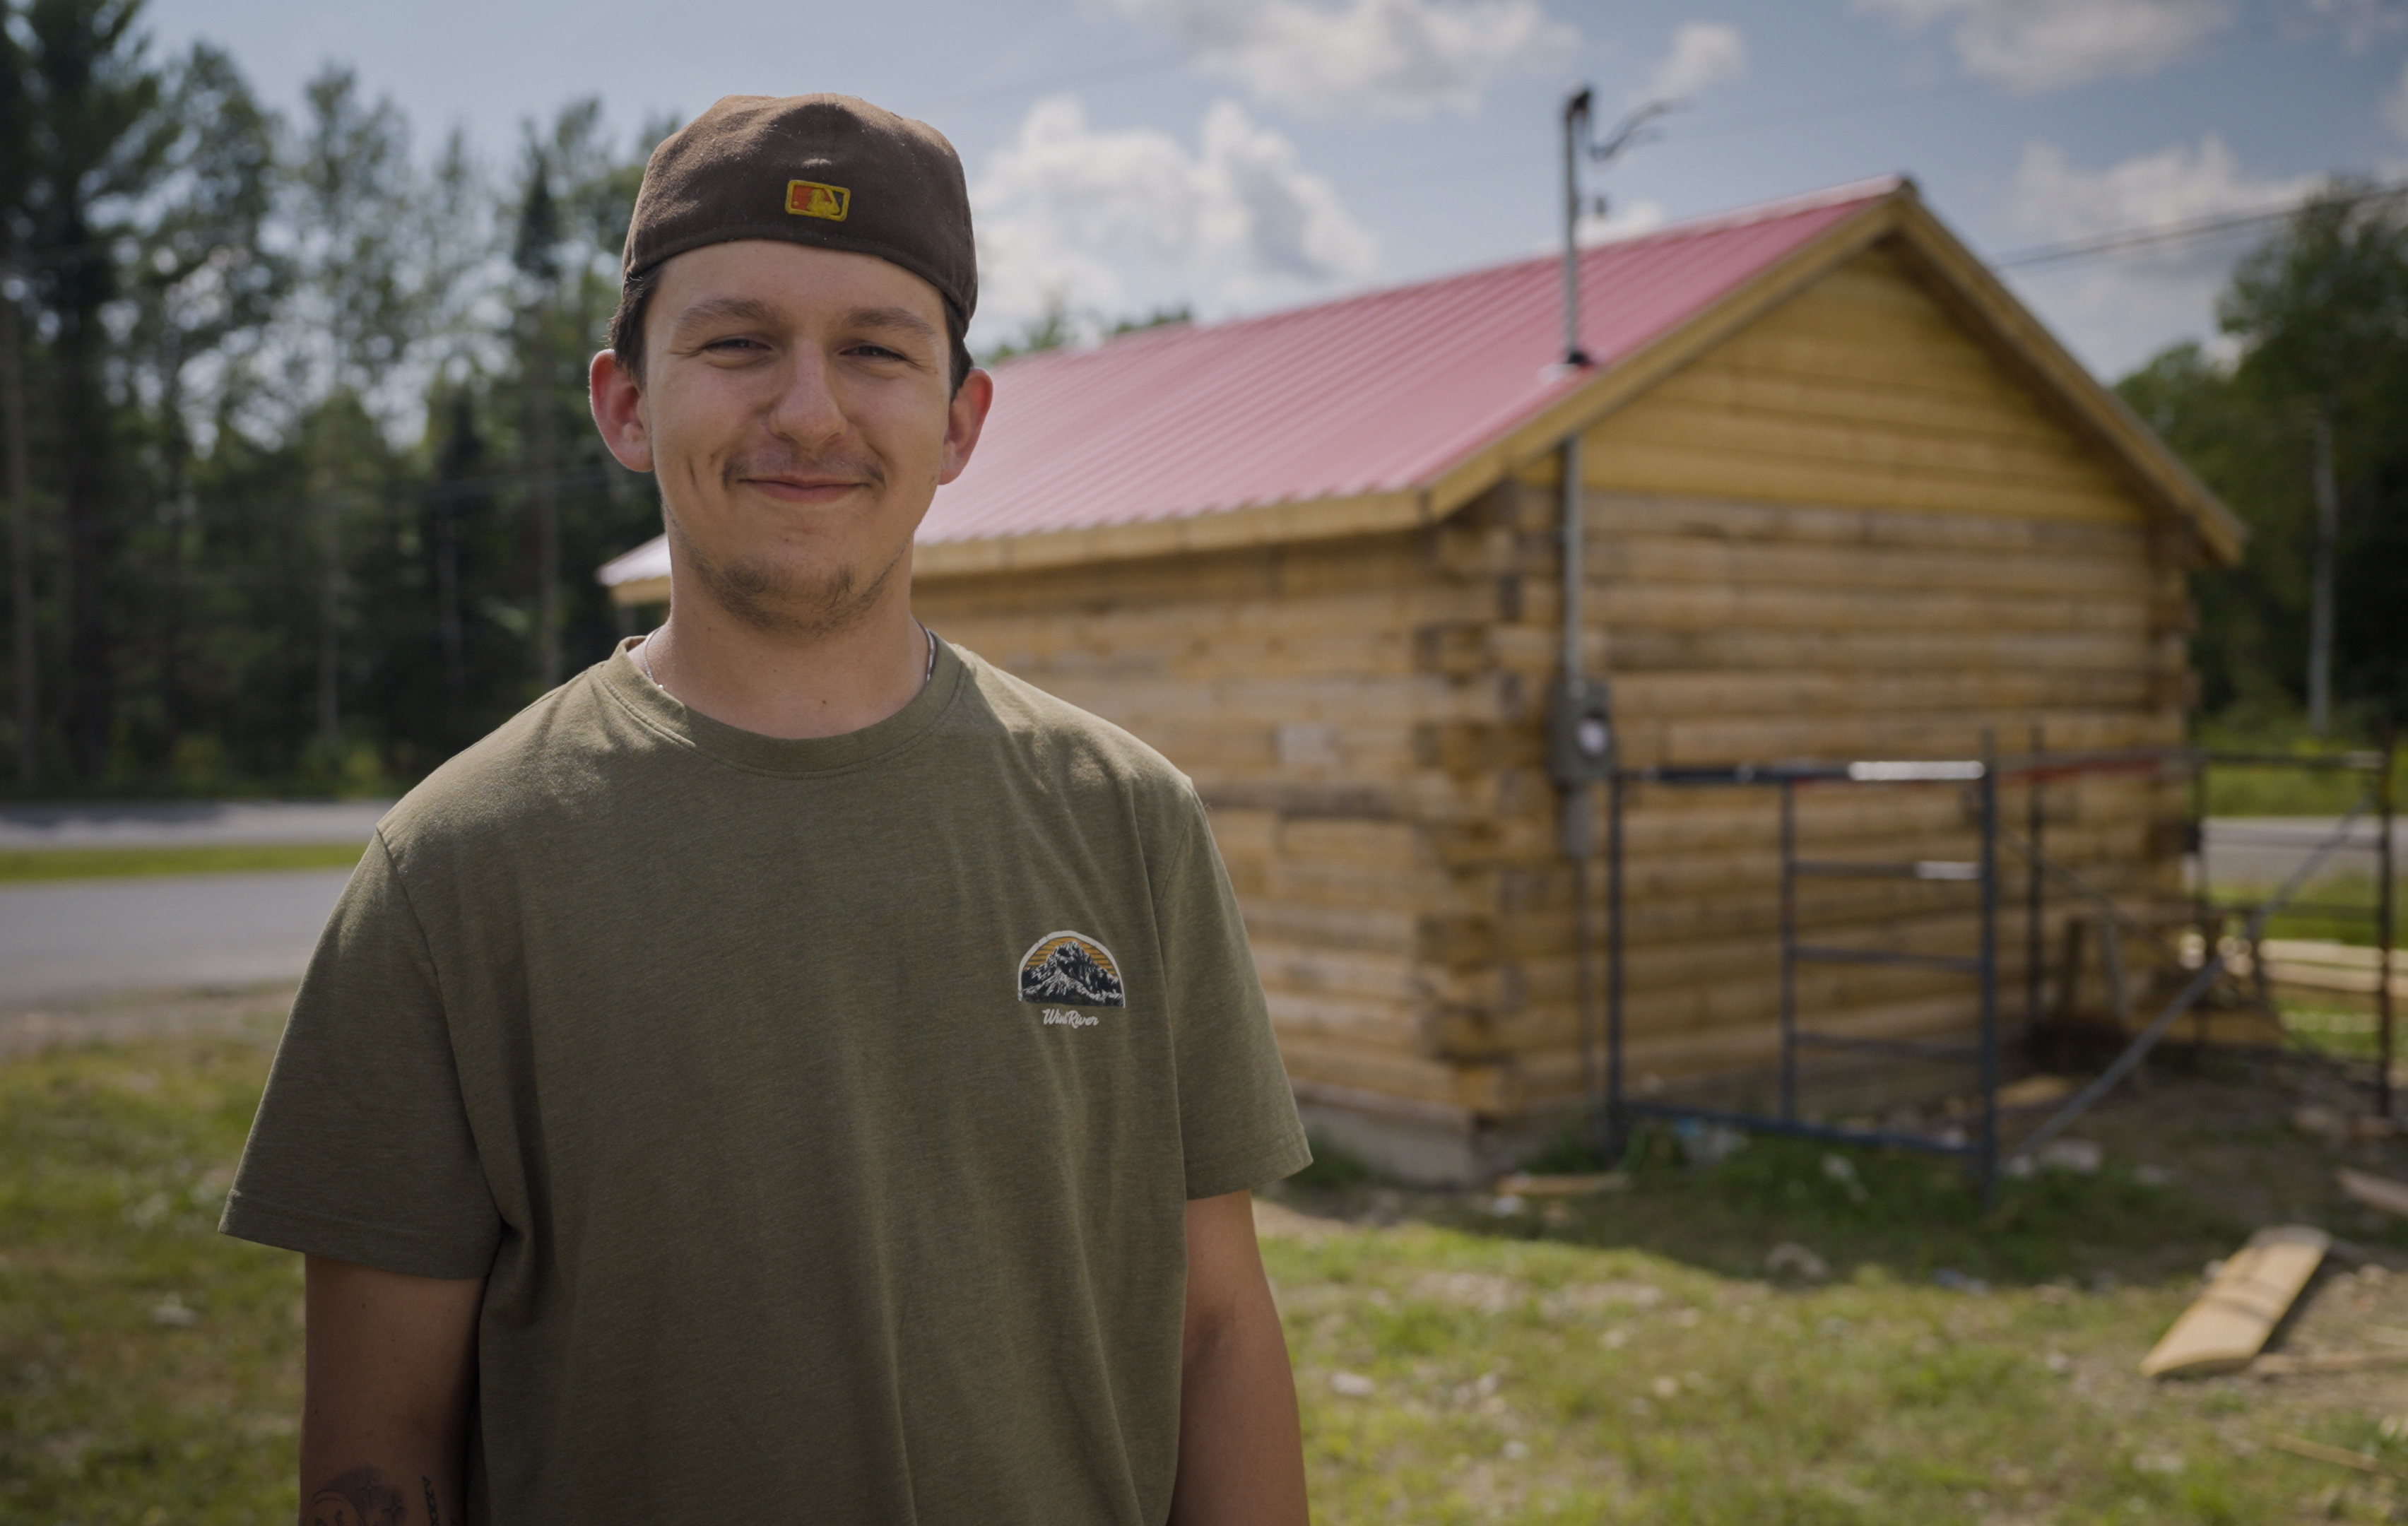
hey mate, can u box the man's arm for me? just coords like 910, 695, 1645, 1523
298, 1255, 483, 1526
1169, 1190, 1309, 1526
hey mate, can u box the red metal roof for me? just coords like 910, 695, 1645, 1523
598, 178, 1899, 587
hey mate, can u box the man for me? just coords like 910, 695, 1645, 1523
223, 94, 1312, 1525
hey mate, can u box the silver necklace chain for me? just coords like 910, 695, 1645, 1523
634, 623, 937, 692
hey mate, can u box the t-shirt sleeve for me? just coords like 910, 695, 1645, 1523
1157, 791, 1311, 1200
219, 832, 501, 1279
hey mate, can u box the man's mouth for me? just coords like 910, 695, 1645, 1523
740, 474, 866, 502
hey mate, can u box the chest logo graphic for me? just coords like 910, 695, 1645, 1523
1018, 931, 1125, 1008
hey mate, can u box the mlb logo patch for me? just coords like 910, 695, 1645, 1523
785, 179, 851, 221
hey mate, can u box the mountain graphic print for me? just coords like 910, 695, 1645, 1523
1018, 932, 1126, 1007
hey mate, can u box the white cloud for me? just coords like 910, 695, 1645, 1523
1111, 0, 1574, 115
969, 96, 1381, 343
1567, 200, 1667, 248
2007, 136, 2319, 376
1855, 0, 2232, 90
2303, 0, 2408, 52
1641, 23, 1747, 102
2014, 135, 2315, 240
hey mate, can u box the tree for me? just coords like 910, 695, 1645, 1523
20, 0, 170, 779
129, 42, 282, 762
503, 100, 656, 692
2122, 183, 2408, 738
2219, 182, 2408, 734
0, 1, 37, 783
283, 64, 423, 770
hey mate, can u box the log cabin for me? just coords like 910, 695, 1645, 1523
598, 177, 2243, 1182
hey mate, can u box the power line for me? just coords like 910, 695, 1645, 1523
1990, 179, 2408, 271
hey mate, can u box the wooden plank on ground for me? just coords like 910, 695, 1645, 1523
2251, 1351, 2408, 1376
2140, 1225, 2330, 1378
2268, 1435, 2402, 1479
2339, 1167, 2408, 1219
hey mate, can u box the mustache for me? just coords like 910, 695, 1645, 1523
722, 446, 886, 492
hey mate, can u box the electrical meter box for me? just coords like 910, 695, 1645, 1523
1548, 675, 1616, 785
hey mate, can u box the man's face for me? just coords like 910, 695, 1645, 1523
592, 239, 988, 637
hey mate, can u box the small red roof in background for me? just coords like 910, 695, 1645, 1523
598, 178, 1900, 586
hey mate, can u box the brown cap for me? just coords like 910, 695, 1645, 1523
623, 94, 976, 329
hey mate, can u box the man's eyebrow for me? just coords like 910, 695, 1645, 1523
668, 295, 782, 333
842, 304, 939, 343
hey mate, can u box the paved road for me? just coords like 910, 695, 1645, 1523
0, 810, 2388, 1009
0, 798, 390, 850
0, 869, 351, 1007
2202, 816, 2405, 888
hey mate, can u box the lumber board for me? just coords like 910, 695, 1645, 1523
1579, 441, 2142, 524
1672, 324, 2038, 406
1272, 1032, 1518, 1113
1648, 360, 2097, 451
2255, 1354, 2408, 1378
1603, 990, 1999, 1084
1603, 670, 2159, 720
1598, 627, 2160, 678
1624, 711, 2183, 768
1736, 271, 2051, 388
1596, 394, 2124, 491
2339, 1168, 2408, 1219
1581, 491, 2152, 558
2140, 1226, 2331, 1378
1578, 577, 2150, 638
1251, 943, 1420, 1002
1584, 533, 2153, 601
1262, 990, 1417, 1045
1474, 987, 1995, 1100
1236, 902, 1421, 958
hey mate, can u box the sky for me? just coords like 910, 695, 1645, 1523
143, 0, 2408, 380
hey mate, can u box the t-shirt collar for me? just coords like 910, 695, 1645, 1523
598, 629, 964, 777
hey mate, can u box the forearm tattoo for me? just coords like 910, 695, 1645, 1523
305, 1465, 411, 1526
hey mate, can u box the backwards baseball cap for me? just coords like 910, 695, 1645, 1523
622, 94, 977, 330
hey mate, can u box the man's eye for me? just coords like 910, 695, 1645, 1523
705, 336, 765, 353
848, 344, 906, 360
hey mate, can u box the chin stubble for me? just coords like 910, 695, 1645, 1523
667, 511, 908, 641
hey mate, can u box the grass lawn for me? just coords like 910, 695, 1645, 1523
0, 844, 365, 883
6, 995, 2408, 1523
1, 996, 302, 1525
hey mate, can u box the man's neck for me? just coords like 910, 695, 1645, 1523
634, 584, 931, 740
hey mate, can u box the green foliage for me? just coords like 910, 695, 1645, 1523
0, 841, 363, 880
2121, 182, 2408, 734
0, 10, 669, 794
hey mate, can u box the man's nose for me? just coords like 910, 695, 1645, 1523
765, 345, 847, 445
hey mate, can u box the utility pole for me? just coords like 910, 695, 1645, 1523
1550, 89, 1677, 846
2, 274, 33, 787
2308, 404, 2339, 738
1552, 87, 1674, 1150
1560, 89, 1594, 370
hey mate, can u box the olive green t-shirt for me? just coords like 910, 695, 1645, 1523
222, 638, 1309, 1525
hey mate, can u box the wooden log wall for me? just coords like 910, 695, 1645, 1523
913, 237, 2205, 1135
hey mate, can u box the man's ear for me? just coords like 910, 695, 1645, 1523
938, 367, 994, 487
589, 350, 653, 473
